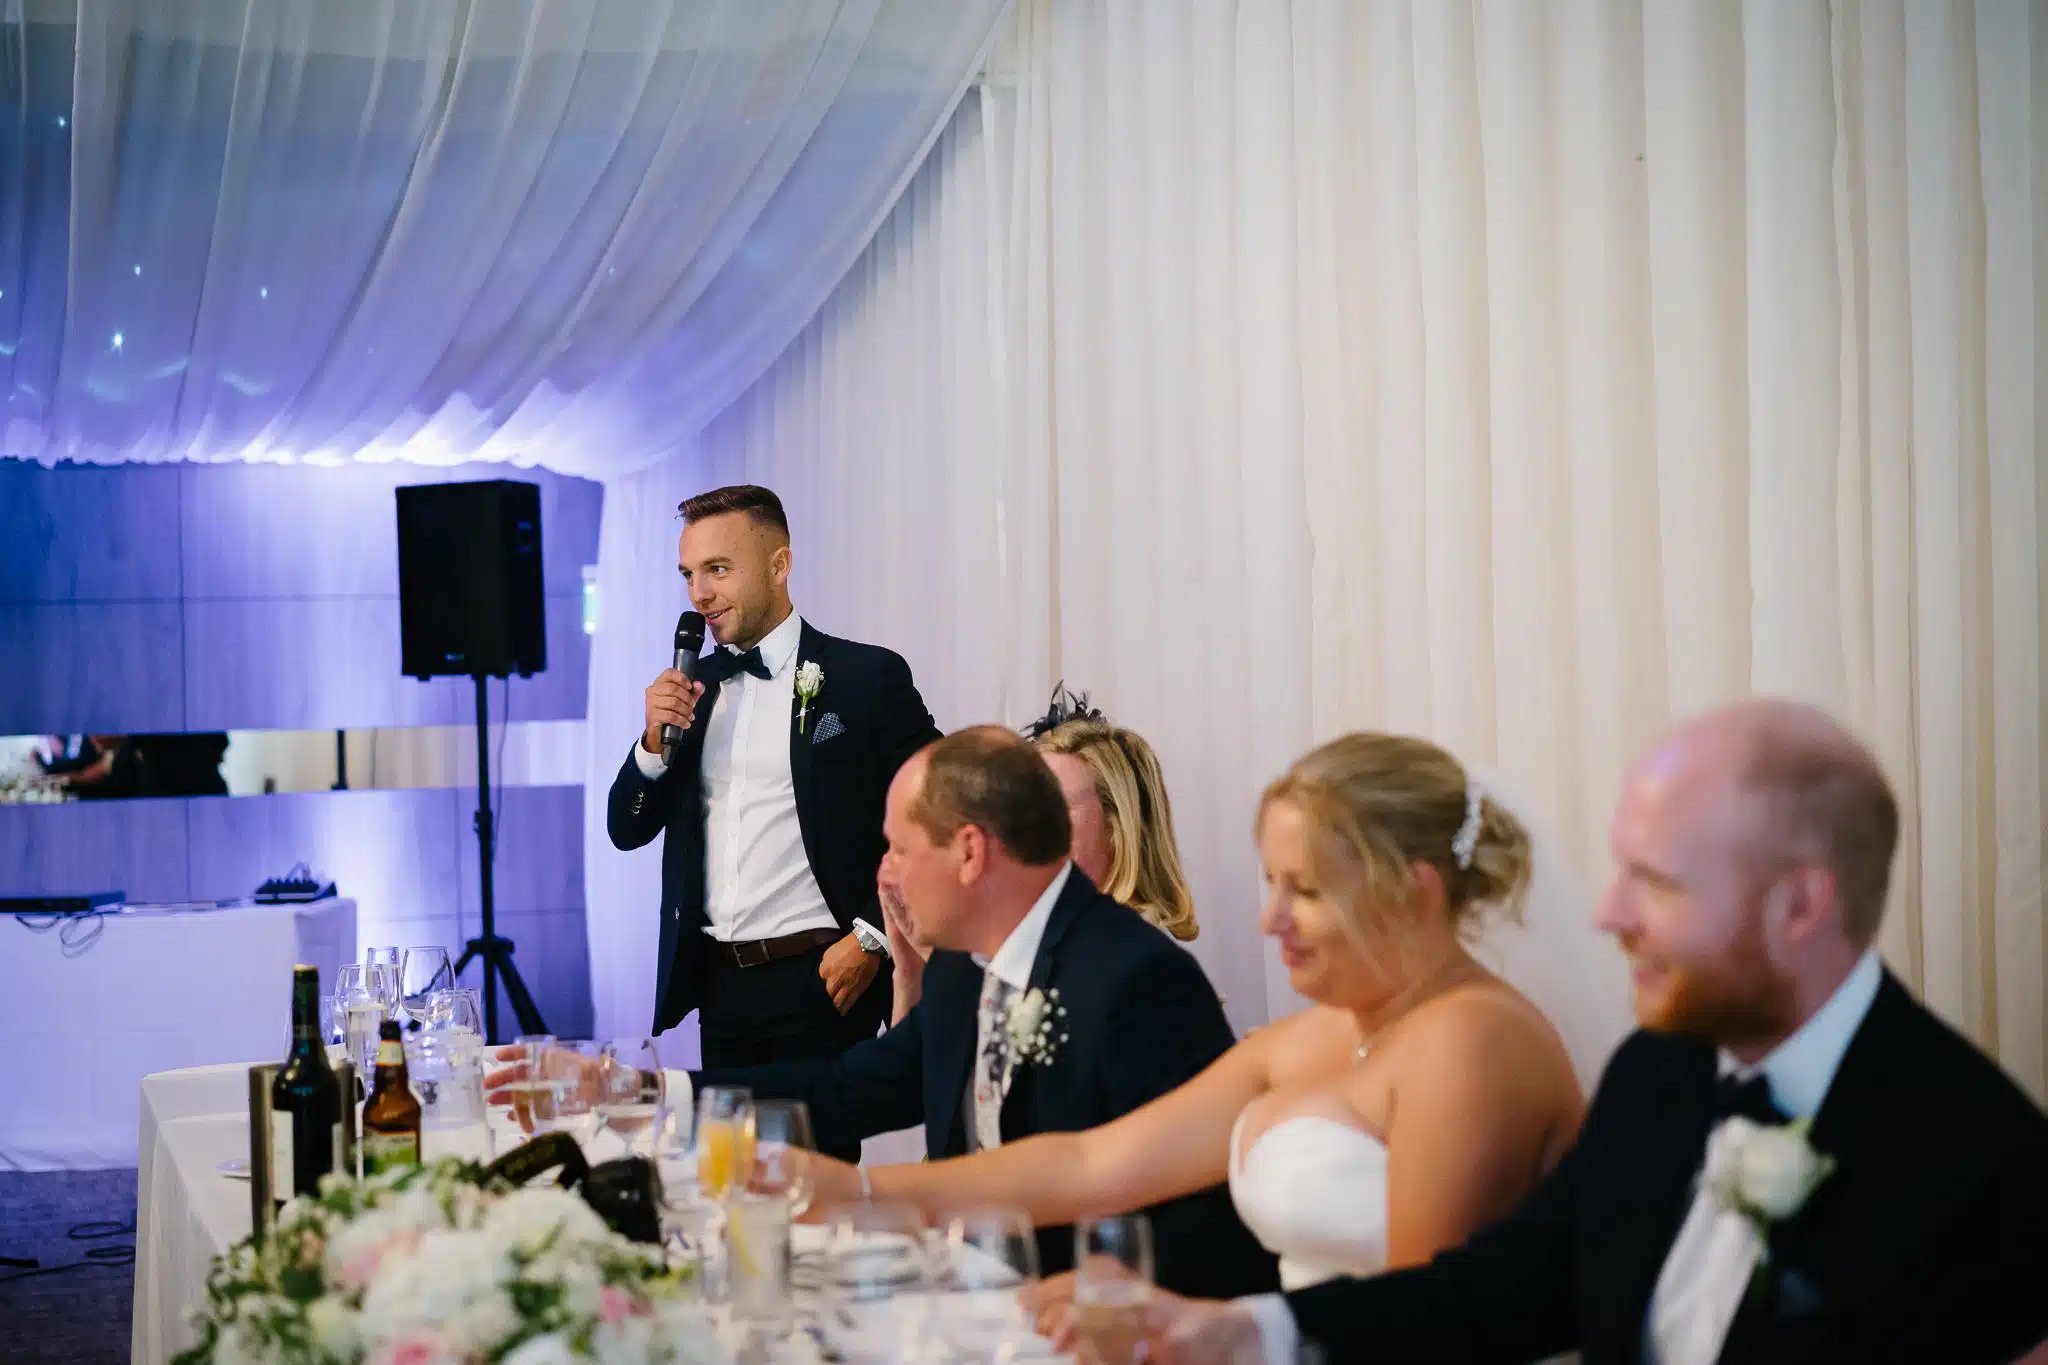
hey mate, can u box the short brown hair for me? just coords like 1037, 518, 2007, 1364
910, 726, 1071, 866
1738, 718, 1899, 943
678, 484, 789, 538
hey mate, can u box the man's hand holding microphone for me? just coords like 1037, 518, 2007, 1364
640, 611, 707, 760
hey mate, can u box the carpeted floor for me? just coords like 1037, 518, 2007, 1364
0, 1169, 138, 1365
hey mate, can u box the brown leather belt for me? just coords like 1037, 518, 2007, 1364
719, 926, 841, 969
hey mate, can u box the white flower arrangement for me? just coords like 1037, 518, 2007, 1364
1004, 987, 1069, 1068
173, 1159, 720, 1365
794, 661, 824, 734
1701, 1115, 1835, 1253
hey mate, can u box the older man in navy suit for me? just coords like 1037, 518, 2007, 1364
683, 726, 1280, 1300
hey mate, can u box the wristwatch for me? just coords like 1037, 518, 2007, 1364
851, 917, 889, 958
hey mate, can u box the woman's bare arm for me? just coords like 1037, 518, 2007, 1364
1380, 995, 1583, 1268
855, 1018, 1289, 1227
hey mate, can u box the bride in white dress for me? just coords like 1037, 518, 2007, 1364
808, 732, 1587, 1312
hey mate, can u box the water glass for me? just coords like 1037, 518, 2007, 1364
530, 1041, 601, 1142
487, 1033, 555, 1149
726, 1191, 793, 1333
1072, 1214, 1155, 1365
406, 1027, 488, 1160
745, 1099, 815, 1218
596, 1038, 665, 1153
653, 1108, 724, 1298
694, 1087, 754, 1200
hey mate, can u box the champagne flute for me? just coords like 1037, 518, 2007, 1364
596, 1037, 665, 1153
744, 1099, 815, 1218
694, 1087, 754, 1200
1072, 1214, 1155, 1365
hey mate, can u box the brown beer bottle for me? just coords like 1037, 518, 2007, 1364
360, 1020, 422, 1176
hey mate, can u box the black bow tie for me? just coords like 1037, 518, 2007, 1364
1714, 1072, 1788, 1127
699, 646, 771, 684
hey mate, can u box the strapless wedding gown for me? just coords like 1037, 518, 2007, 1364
1228, 1112, 1392, 1290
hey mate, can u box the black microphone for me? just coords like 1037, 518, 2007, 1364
661, 611, 706, 765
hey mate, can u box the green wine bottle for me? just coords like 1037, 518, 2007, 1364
269, 965, 343, 1200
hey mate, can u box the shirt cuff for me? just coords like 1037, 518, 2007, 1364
663, 1069, 694, 1117
1238, 1294, 1301, 1365
632, 739, 669, 780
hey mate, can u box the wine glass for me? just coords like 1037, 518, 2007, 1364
829, 1201, 931, 1303
1072, 1214, 1155, 1365
399, 946, 453, 1013
422, 987, 484, 1040
694, 1087, 754, 1200
744, 1099, 815, 1218
596, 1037, 665, 1153
938, 1206, 1040, 1364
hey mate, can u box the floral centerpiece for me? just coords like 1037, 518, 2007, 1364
173, 1158, 721, 1365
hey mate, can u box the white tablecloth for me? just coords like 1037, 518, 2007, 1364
0, 899, 355, 1170
131, 1061, 1062, 1365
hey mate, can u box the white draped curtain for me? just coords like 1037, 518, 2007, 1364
0, 0, 1008, 476
589, 0, 2045, 1101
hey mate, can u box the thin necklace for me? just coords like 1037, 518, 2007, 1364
1353, 957, 1485, 1063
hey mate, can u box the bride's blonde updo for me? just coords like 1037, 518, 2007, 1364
1259, 733, 1534, 941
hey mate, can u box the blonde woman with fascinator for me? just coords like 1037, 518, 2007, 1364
819, 732, 1584, 1336
875, 686, 1200, 1023
1029, 686, 1199, 941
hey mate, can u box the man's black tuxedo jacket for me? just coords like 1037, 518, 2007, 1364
607, 620, 939, 1036
1286, 969, 2048, 1365
696, 867, 1282, 1300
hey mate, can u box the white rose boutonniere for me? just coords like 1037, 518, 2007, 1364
795, 660, 824, 734
1702, 1115, 1836, 1253
1004, 987, 1068, 1068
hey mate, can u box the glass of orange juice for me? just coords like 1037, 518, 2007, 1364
694, 1086, 754, 1198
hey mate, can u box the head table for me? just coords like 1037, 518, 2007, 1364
130, 1061, 1067, 1365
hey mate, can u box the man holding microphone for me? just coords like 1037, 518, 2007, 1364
607, 485, 939, 1156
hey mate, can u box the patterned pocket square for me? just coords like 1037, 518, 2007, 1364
811, 711, 847, 743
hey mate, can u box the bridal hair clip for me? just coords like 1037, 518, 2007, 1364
1451, 784, 1485, 870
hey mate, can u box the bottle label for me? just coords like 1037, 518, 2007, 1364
362, 1129, 421, 1177
376, 1039, 405, 1067
270, 1120, 293, 1198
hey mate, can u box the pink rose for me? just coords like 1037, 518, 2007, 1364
338, 1229, 420, 1293
598, 1285, 644, 1326
370, 1334, 448, 1365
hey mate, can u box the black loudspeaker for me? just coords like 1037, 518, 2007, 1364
396, 480, 547, 680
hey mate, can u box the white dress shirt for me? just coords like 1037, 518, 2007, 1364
1242, 950, 1885, 1365
632, 610, 839, 943
967, 861, 1072, 1152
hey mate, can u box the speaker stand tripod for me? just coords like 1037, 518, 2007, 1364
453, 673, 547, 1043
